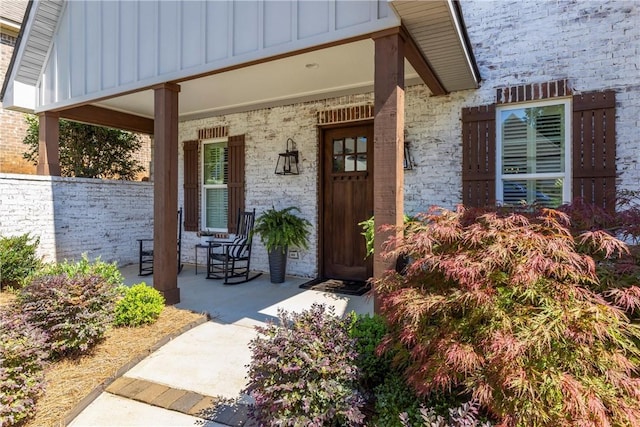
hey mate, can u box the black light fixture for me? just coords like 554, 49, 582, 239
404, 141, 414, 170
275, 138, 300, 175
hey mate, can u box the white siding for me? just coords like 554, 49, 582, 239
37, 0, 399, 111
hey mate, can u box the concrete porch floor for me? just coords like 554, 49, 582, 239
121, 263, 374, 327
69, 263, 373, 426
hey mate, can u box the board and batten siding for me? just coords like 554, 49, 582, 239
38, 0, 398, 110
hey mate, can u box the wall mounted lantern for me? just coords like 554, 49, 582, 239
275, 138, 300, 175
404, 141, 414, 170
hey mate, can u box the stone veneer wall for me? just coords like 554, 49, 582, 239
0, 173, 153, 265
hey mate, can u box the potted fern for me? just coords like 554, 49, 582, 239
253, 206, 311, 283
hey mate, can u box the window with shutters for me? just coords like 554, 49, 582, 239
201, 138, 228, 231
496, 99, 571, 207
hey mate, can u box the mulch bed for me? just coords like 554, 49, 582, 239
0, 291, 208, 427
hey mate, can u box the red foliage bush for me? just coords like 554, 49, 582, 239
374, 206, 640, 427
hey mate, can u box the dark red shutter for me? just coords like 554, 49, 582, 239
461, 104, 496, 207
572, 91, 616, 212
183, 140, 199, 231
227, 134, 245, 233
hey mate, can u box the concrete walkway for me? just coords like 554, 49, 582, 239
67, 264, 373, 426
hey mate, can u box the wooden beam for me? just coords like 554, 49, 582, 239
37, 111, 61, 176
59, 105, 154, 134
400, 26, 448, 96
153, 83, 181, 305
373, 33, 405, 292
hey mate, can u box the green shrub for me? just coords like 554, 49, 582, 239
114, 283, 165, 327
19, 273, 118, 358
0, 309, 48, 426
375, 207, 640, 426
246, 303, 365, 426
0, 234, 41, 290
401, 401, 493, 427
359, 215, 413, 258
32, 254, 123, 286
348, 313, 392, 391
373, 373, 423, 427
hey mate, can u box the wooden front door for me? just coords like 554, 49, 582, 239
322, 124, 373, 281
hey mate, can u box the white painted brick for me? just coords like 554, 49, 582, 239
0, 173, 153, 266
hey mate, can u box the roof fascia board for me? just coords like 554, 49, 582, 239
448, 0, 481, 87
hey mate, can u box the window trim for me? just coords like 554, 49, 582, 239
495, 98, 572, 207
201, 137, 228, 232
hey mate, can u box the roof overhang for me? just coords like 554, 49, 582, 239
390, 0, 480, 92
2, 0, 480, 125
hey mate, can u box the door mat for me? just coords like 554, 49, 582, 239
299, 278, 371, 296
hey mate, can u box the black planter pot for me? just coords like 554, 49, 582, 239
268, 246, 288, 283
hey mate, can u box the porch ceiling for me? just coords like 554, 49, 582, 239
95, 39, 421, 122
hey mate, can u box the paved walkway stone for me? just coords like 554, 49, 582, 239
107, 376, 251, 426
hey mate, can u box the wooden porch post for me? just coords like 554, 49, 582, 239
373, 31, 405, 307
153, 83, 180, 305
37, 111, 61, 176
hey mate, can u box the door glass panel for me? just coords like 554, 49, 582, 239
357, 154, 367, 171
345, 154, 356, 171
331, 135, 368, 173
333, 156, 344, 172
357, 136, 367, 153
345, 137, 355, 154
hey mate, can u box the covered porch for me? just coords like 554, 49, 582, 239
3, 0, 480, 305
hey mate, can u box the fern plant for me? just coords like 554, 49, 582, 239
253, 206, 311, 254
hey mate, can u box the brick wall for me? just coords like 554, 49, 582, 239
0, 33, 34, 174
0, 173, 153, 265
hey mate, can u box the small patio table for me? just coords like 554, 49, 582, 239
194, 242, 220, 274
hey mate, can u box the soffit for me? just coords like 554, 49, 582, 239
14, 0, 64, 85
391, 0, 479, 91
0, 0, 28, 25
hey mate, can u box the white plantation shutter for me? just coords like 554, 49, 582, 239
497, 101, 570, 207
534, 110, 563, 173
502, 114, 528, 174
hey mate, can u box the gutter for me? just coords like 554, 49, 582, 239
451, 0, 482, 85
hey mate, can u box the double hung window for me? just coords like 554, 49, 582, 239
496, 100, 571, 207
201, 139, 228, 230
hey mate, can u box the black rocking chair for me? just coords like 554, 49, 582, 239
138, 208, 184, 276
206, 209, 262, 284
